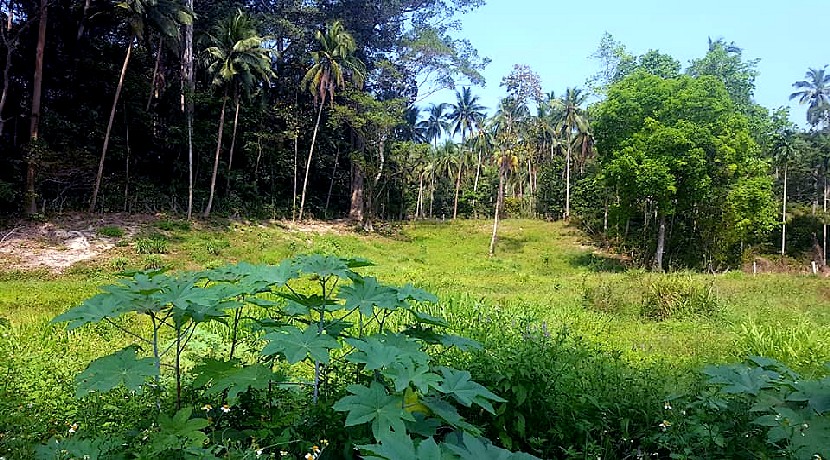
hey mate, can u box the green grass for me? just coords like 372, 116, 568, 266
5, 218, 829, 372
2, 217, 830, 457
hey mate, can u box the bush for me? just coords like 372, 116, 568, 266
97, 225, 124, 238
640, 275, 720, 321
135, 234, 169, 254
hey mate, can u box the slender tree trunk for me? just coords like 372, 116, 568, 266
429, 171, 435, 218
292, 128, 298, 220
203, 87, 228, 218
654, 213, 666, 271
489, 161, 506, 257
253, 135, 262, 193
473, 147, 482, 218
225, 89, 240, 195
25, 0, 47, 215
453, 163, 462, 219
324, 145, 339, 215
90, 37, 133, 213
123, 106, 130, 212
565, 144, 571, 221
76, 0, 91, 40
416, 173, 423, 218
146, 35, 162, 111
298, 102, 324, 220
183, 1, 194, 219
781, 164, 788, 256
0, 46, 13, 137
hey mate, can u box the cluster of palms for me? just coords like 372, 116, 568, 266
407, 87, 593, 223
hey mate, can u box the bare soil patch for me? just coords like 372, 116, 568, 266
0, 213, 152, 273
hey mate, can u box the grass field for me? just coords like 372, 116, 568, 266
2, 216, 830, 457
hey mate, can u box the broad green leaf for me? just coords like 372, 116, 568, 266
204, 363, 276, 403
75, 346, 157, 397
789, 379, 830, 415
410, 310, 449, 327
703, 363, 780, 396
261, 326, 339, 363
193, 359, 276, 403
35, 436, 121, 460
340, 277, 404, 316
332, 382, 415, 439
293, 254, 354, 279
397, 284, 438, 303
421, 397, 480, 435
346, 334, 430, 370
385, 362, 442, 394
445, 432, 540, 460
276, 292, 337, 312
52, 293, 136, 330
437, 367, 506, 414
438, 334, 482, 351
357, 430, 418, 460
344, 257, 374, 268
154, 407, 210, 450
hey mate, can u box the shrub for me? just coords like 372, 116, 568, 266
135, 235, 168, 254
640, 275, 720, 321
97, 225, 124, 238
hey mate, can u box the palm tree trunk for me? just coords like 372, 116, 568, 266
416, 173, 423, 219
25, 0, 47, 215
453, 164, 462, 219
299, 102, 324, 221
489, 161, 506, 257
565, 144, 571, 221
292, 125, 298, 220
90, 35, 132, 213
781, 164, 788, 256
203, 87, 228, 218
146, 35, 162, 111
225, 88, 240, 195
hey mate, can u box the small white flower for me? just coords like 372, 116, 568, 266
256, 449, 263, 457
663, 401, 672, 410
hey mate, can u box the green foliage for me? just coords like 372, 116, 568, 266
640, 275, 721, 321
46, 254, 536, 458
135, 234, 169, 254
97, 226, 125, 238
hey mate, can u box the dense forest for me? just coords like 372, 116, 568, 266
1, 0, 829, 269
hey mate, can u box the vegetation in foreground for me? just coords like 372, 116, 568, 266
1, 218, 830, 458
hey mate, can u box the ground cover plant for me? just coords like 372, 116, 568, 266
1, 217, 830, 458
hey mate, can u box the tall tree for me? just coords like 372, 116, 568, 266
298, 20, 364, 221
418, 103, 448, 148
790, 66, 830, 129
558, 87, 588, 220
25, 0, 46, 215
202, 10, 273, 218
89, 0, 191, 212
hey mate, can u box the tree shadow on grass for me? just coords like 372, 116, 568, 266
569, 252, 628, 272
497, 235, 527, 253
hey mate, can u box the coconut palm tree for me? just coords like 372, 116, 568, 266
772, 129, 799, 255
558, 87, 588, 220
202, 10, 274, 218
790, 66, 830, 128
418, 103, 449, 148
298, 20, 364, 221
89, 0, 191, 212
447, 87, 486, 143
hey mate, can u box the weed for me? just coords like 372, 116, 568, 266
204, 238, 230, 256
110, 256, 130, 272
97, 225, 124, 238
135, 235, 168, 254
640, 275, 721, 321
142, 254, 165, 270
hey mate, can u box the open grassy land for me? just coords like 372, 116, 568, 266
2, 217, 830, 458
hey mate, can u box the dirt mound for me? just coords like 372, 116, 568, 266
0, 213, 151, 273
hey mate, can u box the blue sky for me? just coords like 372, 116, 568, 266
422, 0, 828, 127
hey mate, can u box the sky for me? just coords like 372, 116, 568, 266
422, 0, 828, 127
